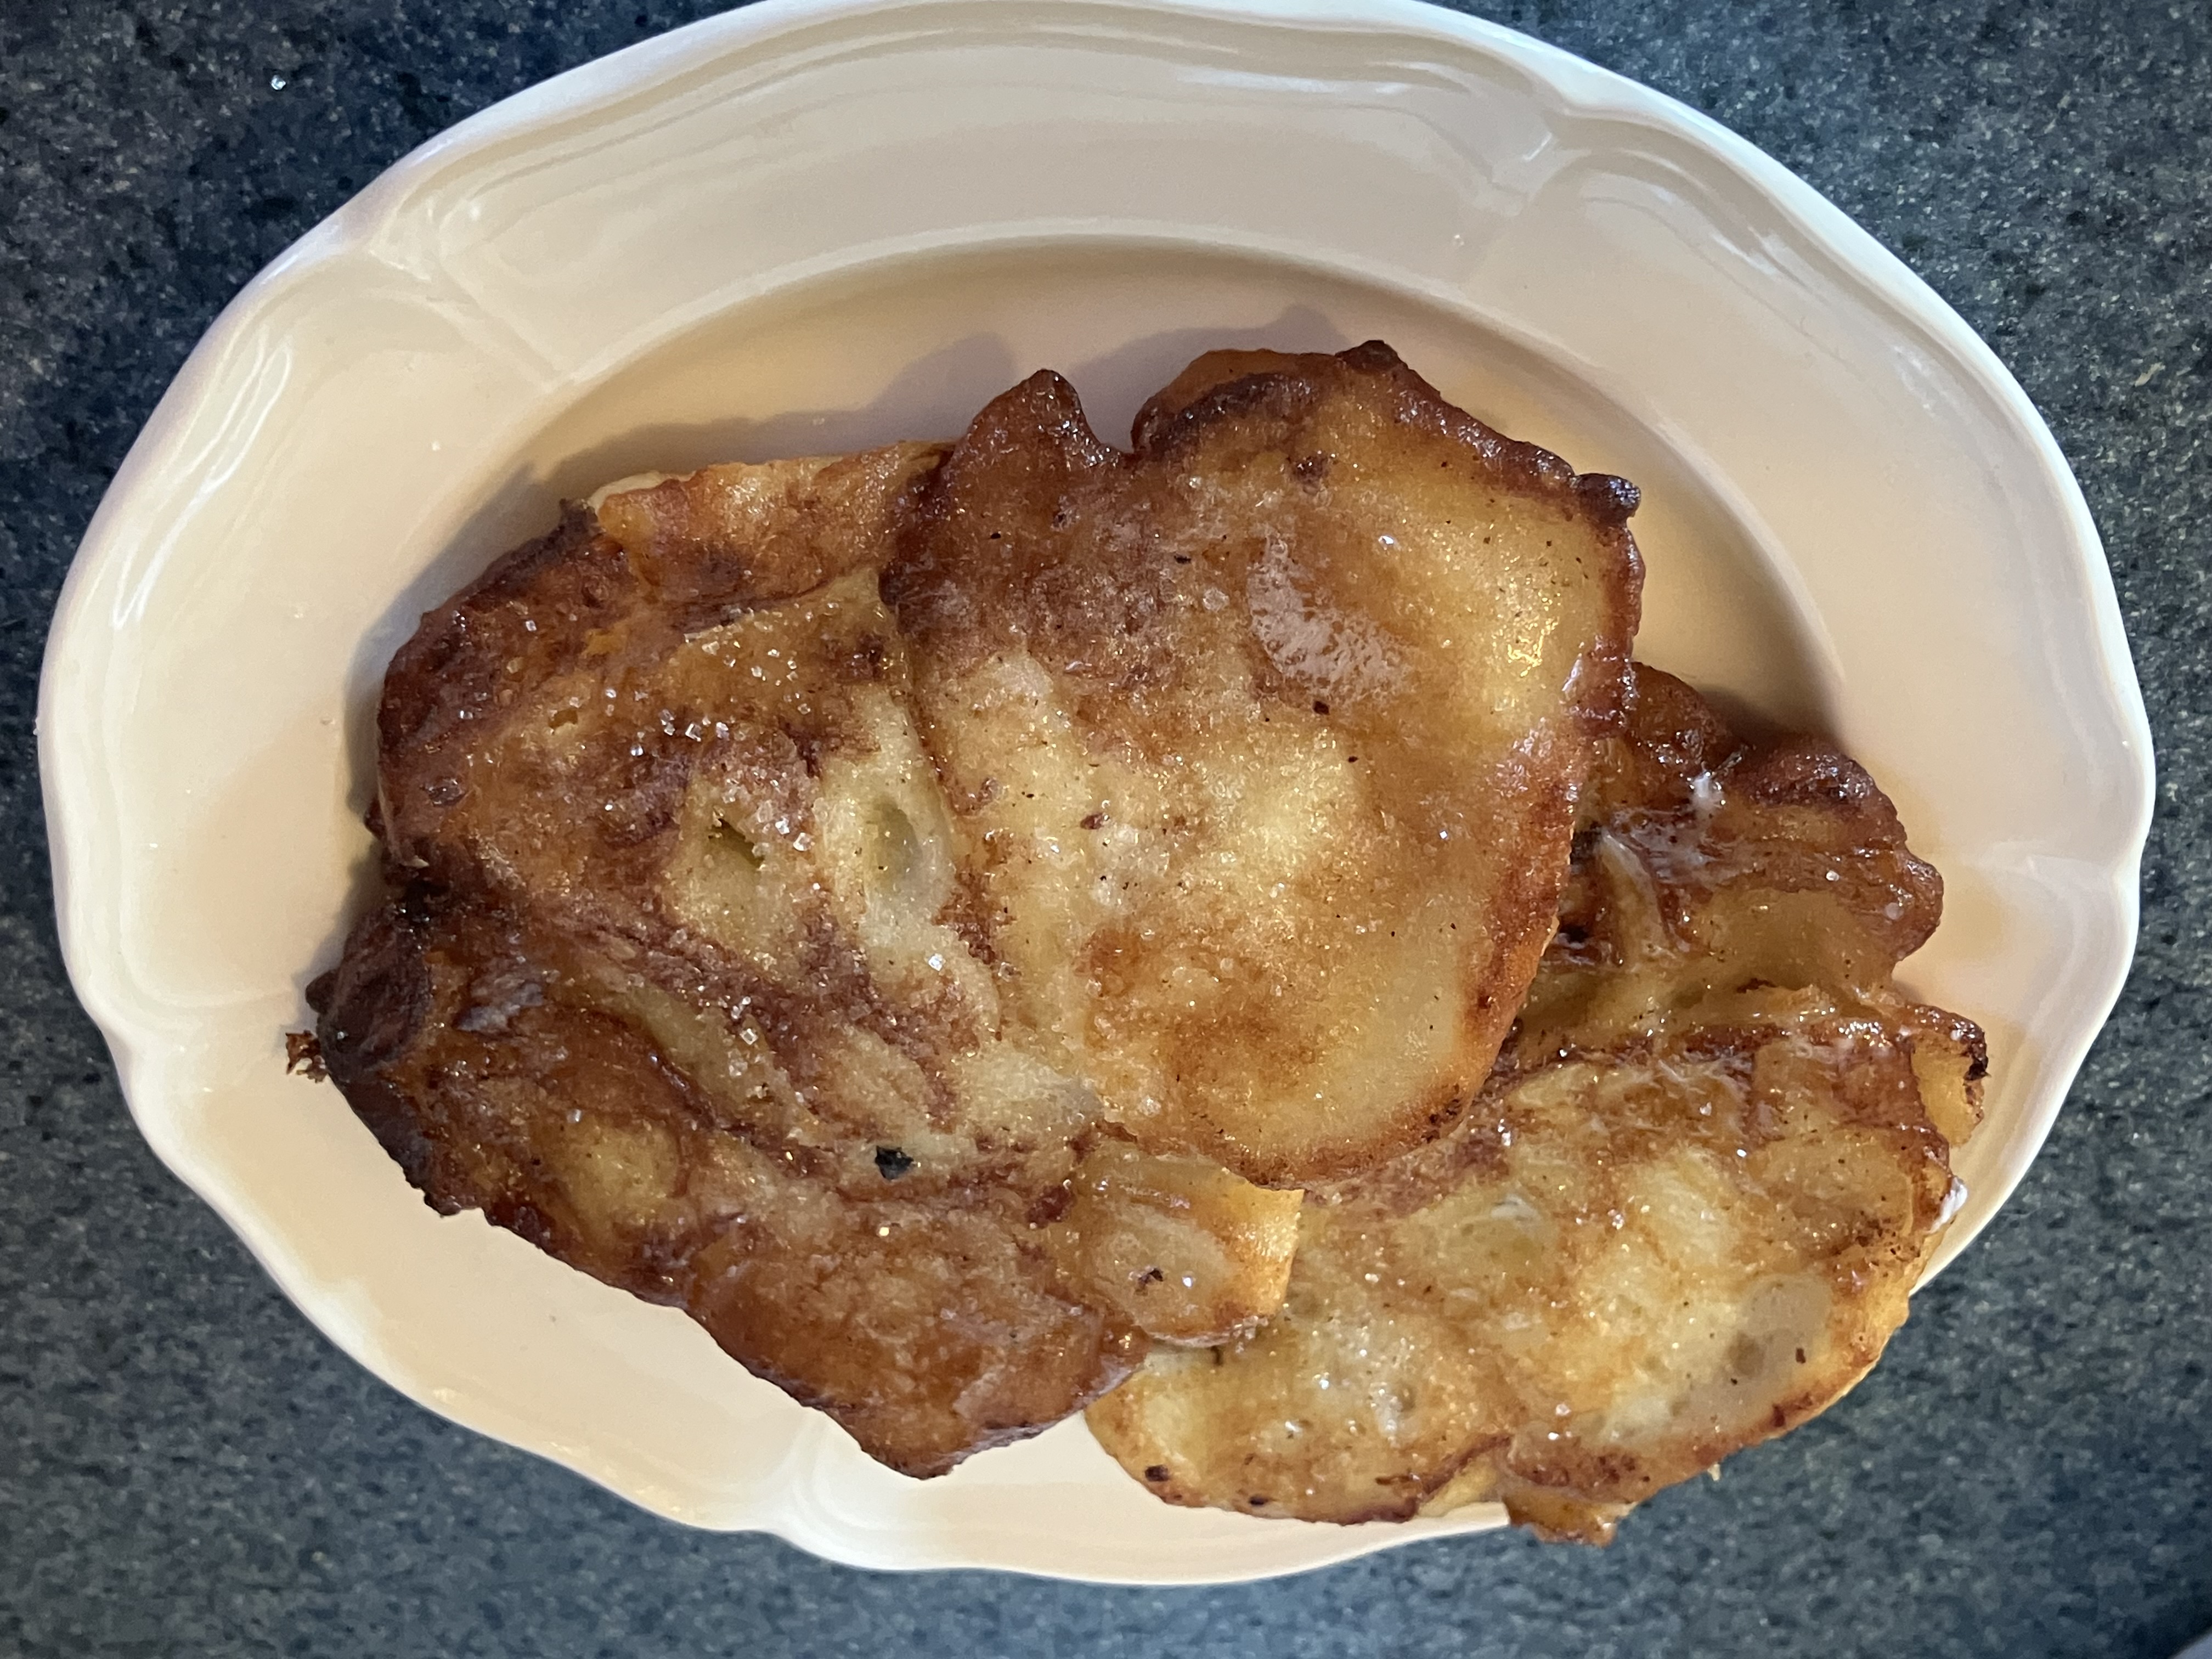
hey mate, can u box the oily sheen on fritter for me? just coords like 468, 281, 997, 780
888, 344, 1641, 1183
1086, 666, 1985, 1541
309, 343, 1641, 1476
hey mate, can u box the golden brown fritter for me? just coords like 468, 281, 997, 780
323, 442, 1301, 1475
888, 343, 1642, 1183
1086, 666, 1985, 1539
313, 343, 1642, 1475
312, 885, 1148, 1475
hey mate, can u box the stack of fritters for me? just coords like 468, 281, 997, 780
309, 342, 1980, 1532
312, 344, 1639, 1476
1086, 665, 1984, 1540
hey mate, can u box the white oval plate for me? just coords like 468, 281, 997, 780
41, 0, 2152, 1584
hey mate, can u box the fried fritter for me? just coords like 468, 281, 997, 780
325, 441, 1308, 1474
312, 884, 1147, 1476
1086, 666, 1985, 1539
314, 344, 1640, 1475
888, 342, 1642, 1183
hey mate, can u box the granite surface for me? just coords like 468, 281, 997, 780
2, 0, 2207, 1653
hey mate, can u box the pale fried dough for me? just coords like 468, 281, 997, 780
313, 345, 1641, 1475
1086, 666, 1985, 1538
888, 342, 1642, 1183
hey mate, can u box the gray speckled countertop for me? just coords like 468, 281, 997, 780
3, 2, 2207, 1654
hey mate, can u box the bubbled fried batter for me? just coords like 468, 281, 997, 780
1086, 665, 1985, 1539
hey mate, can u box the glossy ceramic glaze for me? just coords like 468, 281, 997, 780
40, 0, 2152, 1583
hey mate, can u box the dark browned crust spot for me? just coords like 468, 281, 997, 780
283, 1029, 326, 1081
376, 507, 626, 867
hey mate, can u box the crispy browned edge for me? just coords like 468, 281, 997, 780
1134, 341, 1641, 526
